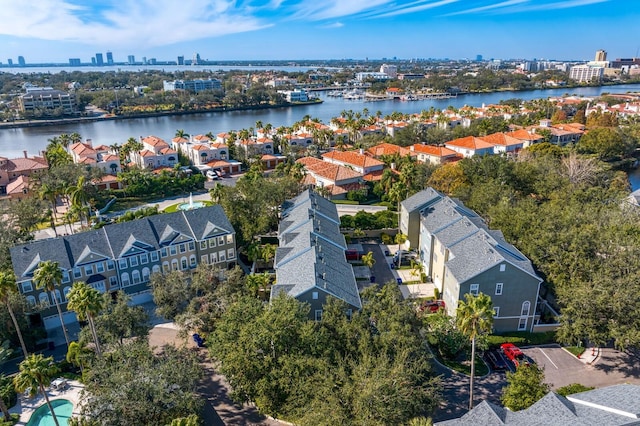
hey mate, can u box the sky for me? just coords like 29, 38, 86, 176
0, 0, 638, 63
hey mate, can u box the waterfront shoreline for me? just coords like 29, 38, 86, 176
0, 99, 324, 130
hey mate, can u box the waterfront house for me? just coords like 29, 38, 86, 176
271, 189, 362, 320
322, 150, 384, 175
132, 136, 178, 169
480, 132, 525, 154
10, 205, 236, 331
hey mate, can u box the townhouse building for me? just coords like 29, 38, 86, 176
132, 136, 178, 169
18, 89, 77, 115
297, 157, 366, 199
0, 152, 48, 196
445, 136, 495, 158
271, 190, 362, 320
402, 189, 542, 332
10, 205, 236, 331
409, 144, 460, 165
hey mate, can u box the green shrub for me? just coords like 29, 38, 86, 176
420, 273, 427, 283
556, 383, 594, 397
0, 373, 17, 409
433, 287, 440, 300
381, 233, 393, 245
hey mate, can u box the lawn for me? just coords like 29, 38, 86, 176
564, 346, 585, 357
163, 200, 213, 213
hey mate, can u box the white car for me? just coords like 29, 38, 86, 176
206, 170, 219, 180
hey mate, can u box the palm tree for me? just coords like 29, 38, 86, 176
175, 129, 190, 139
456, 292, 494, 410
209, 183, 225, 204
361, 251, 376, 268
66, 281, 104, 356
0, 271, 29, 358
69, 132, 82, 144
66, 341, 91, 374
13, 354, 61, 426
0, 341, 13, 421
33, 261, 70, 349
68, 176, 90, 226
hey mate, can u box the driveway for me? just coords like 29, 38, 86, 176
361, 243, 395, 286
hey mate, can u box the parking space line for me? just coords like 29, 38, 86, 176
538, 348, 558, 369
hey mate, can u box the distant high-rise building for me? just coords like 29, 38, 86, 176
595, 49, 607, 62
193, 53, 200, 65
380, 64, 397, 78
91, 57, 96, 65
127, 55, 135, 65
95, 53, 104, 66
17, 56, 25, 66
7, 59, 13, 66
149, 58, 157, 65
69, 58, 81, 66
476, 54, 483, 61
106, 51, 114, 65
177, 56, 184, 65
142, 56, 147, 65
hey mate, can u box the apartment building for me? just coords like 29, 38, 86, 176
10, 206, 236, 331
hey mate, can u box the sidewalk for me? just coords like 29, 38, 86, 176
576, 346, 600, 365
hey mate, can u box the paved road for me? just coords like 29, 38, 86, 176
361, 243, 395, 286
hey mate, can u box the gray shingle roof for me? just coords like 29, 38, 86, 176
274, 190, 362, 310
419, 193, 541, 284
401, 187, 442, 214
10, 205, 234, 278
436, 386, 640, 425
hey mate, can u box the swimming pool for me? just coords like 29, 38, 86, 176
26, 399, 74, 426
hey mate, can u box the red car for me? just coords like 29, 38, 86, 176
500, 343, 528, 367
420, 299, 446, 313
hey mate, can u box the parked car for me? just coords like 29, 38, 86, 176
393, 250, 417, 267
192, 333, 205, 347
500, 343, 528, 367
419, 299, 446, 313
484, 349, 508, 371
206, 170, 219, 180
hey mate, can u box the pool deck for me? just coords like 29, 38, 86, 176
10, 380, 83, 425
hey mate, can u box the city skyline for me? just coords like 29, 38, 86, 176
0, 0, 638, 63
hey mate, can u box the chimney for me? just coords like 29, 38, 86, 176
23, 150, 28, 159
391, 162, 396, 170
86, 138, 92, 147
359, 148, 364, 155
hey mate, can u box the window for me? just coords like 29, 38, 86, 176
119, 259, 128, 269
521, 301, 530, 317
151, 252, 159, 262
518, 318, 527, 331
201, 255, 209, 264
92, 281, 106, 293
346, 309, 353, 320
312, 291, 319, 300
109, 276, 118, 289
107, 260, 115, 270
226, 235, 233, 244
121, 273, 130, 287
219, 251, 226, 262
181, 257, 188, 270
54, 289, 62, 304
140, 253, 148, 264
500, 264, 506, 272
189, 255, 197, 268
171, 259, 179, 271
26, 296, 36, 306
96, 262, 105, 273
161, 248, 168, 258
210, 252, 218, 264
62, 271, 70, 283
188, 242, 195, 251
63, 287, 71, 300
21, 281, 33, 293
209, 239, 216, 248
493, 307, 500, 317
200, 241, 207, 250
84, 265, 93, 275
315, 310, 323, 321
170, 246, 177, 256
152, 265, 161, 274
73, 268, 82, 279
179, 244, 186, 254
218, 236, 225, 246
142, 267, 150, 282
162, 261, 170, 272
227, 248, 235, 259
469, 284, 479, 296
132, 270, 141, 284
495, 283, 503, 296
130, 256, 138, 267
39, 293, 49, 306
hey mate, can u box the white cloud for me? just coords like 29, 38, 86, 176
443, 0, 528, 16
518, 0, 610, 11
321, 22, 345, 28
371, 0, 460, 19
0, 0, 269, 47
292, 0, 394, 20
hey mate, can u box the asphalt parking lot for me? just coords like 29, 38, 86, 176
521, 345, 586, 388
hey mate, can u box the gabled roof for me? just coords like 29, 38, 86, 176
366, 143, 414, 158
297, 157, 362, 183
273, 190, 361, 310
410, 144, 459, 158
322, 150, 384, 169
445, 136, 494, 150
480, 133, 524, 147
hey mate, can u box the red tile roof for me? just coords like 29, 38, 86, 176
366, 143, 414, 158
410, 144, 458, 157
297, 157, 362, 183
446, 136, 494, 150
322, 150, 384, 169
